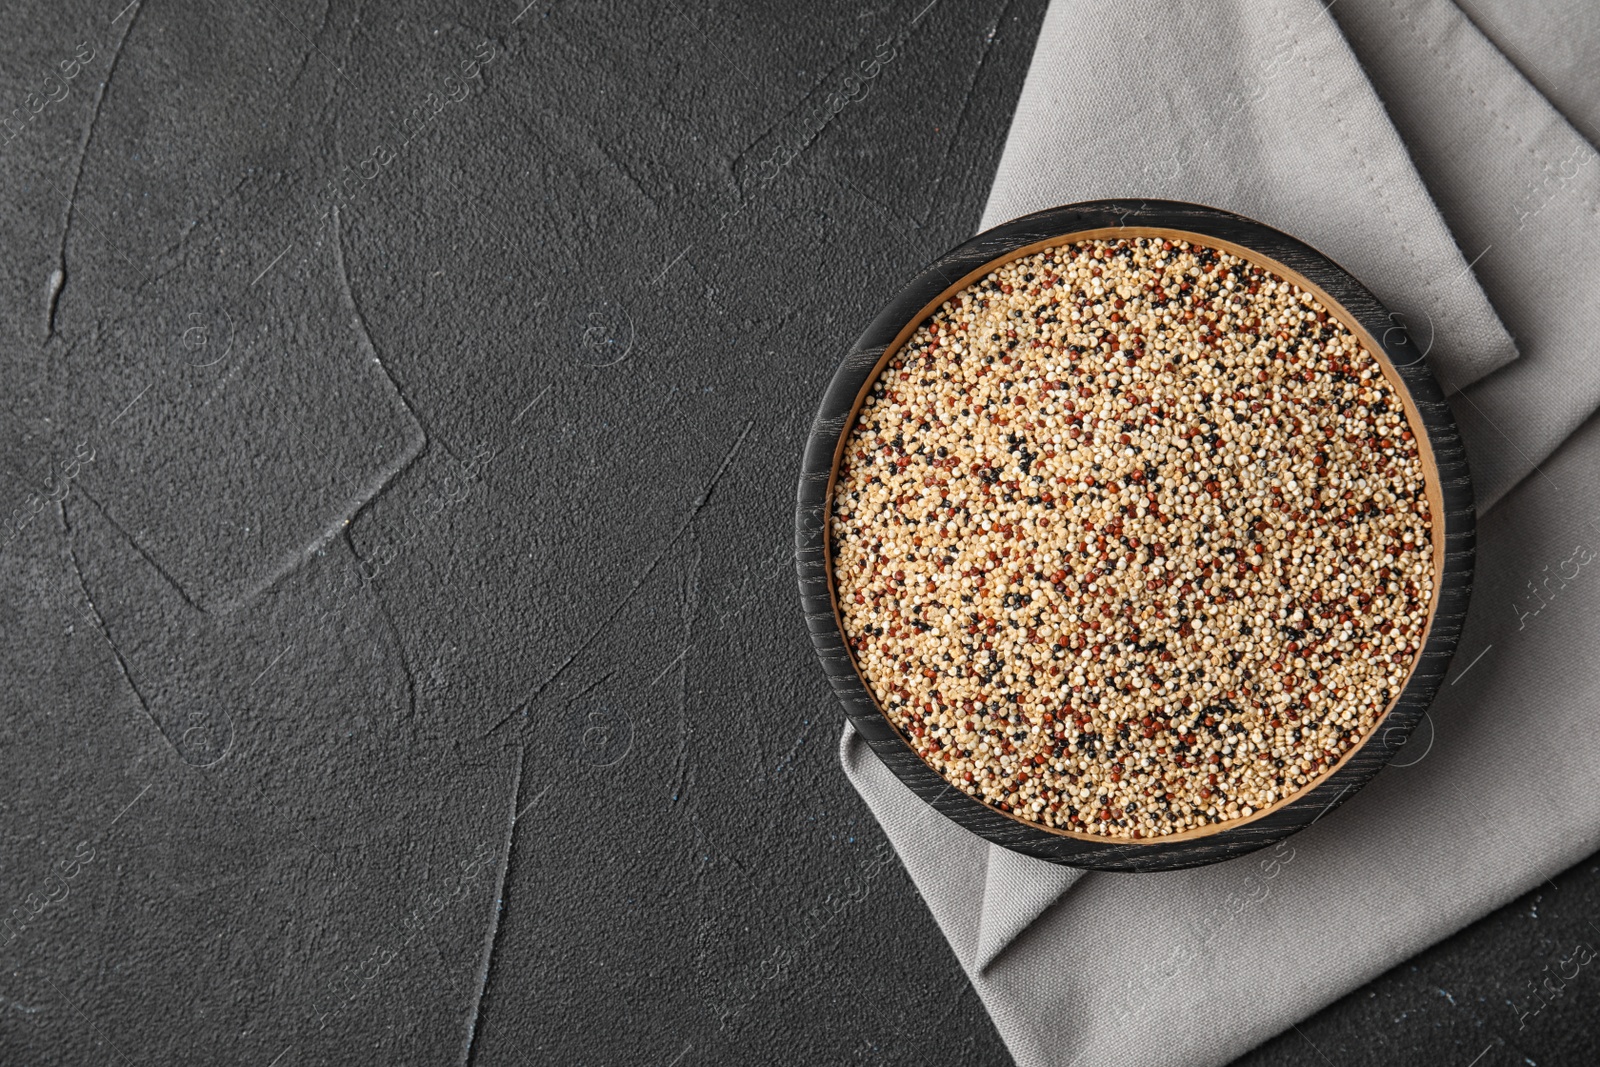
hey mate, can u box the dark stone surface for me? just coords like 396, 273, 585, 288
0, 1, 1592, 1064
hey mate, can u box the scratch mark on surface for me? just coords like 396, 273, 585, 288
418, 924, 468, 1001
108, 383, 150, 426
92, 863, 127, 990
687, 806, 761, 898
167, 198, 466, 611
772, 727, 811, 775
525, 105, 663, 216
47, 1, 144, 342
106, 784, 150, 827
282, 0, 334, 94
251, 644, 294, 685
1290, 1023, 1336, 1067
333, 203, 454, 464
485, 420, 753, 736
261, 0, 345, 76
76, 484, 206, 613
61, 499, 157, 730
44, 269, 65, 338
668, 536, 700, 805
501, 666, 617, 746
589, 133, 663, 216
514, 781, 551, 822
460, 745, 524, 1066
364, 552, 419, 720
648, 642, 692, 688
171, 169, 256, 250
826, 170, 922, 231
47, 158, 256, 355
511, 384, 552, 424
747, 700, 772, 771
727, 41, 862, 179
226, 439, 427, 613
651, 245, 692, 287
919, 0, 1011, 219
251, 242, 294, 288
563, 667, 616, 709
38, 975, 134, 1067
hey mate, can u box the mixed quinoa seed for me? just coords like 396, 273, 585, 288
830, 236, 1434, 840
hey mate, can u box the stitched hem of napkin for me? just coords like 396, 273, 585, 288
977, 0, 1519, 397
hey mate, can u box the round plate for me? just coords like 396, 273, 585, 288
795, 199, 1474, 872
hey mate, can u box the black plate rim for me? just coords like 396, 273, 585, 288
795, 198, 1475, 872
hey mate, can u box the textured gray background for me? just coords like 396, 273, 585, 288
0, 1, 1594, 1063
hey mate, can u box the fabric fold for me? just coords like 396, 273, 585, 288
973, 846, 1084, 975
836, 0, 1600, 1063
978, 0, 1518, 397
1331, 0, 1600, 509
839, 722, 991, 972
841, 724, 1084, 977
1453, 0, 1600, 151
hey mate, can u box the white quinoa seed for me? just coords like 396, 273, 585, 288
830, 237, 1434, 840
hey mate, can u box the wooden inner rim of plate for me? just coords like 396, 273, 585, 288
820, 226, 1446, 843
